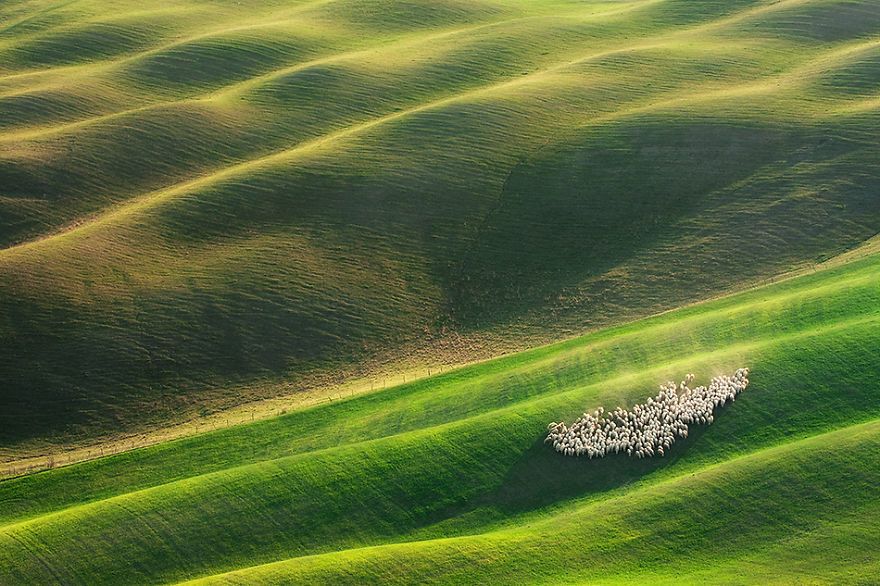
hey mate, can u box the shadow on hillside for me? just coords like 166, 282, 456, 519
486, 422, 714, 516
417, 421, 718, 540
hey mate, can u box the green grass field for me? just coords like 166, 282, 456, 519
2, 217, 880, 584
2, 0, 880, 583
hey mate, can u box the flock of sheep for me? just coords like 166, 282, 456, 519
546, 368, 750, 458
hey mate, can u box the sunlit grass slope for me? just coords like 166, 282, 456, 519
2, 0, 880, 458
1, 228, 879, 584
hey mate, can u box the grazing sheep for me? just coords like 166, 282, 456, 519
546, 368, 749, 459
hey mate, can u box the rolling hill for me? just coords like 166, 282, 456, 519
3, 0, 880, 459
2, 215, 879, 584
2, 0, 880, 583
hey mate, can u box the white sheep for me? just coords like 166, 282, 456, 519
546, 368, 749, 459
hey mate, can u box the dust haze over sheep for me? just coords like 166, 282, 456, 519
547, 368, 750, 459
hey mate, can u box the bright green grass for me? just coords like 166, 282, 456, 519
180, 421, 880, 585
2, 0, 880, 454
1, 232, 879, 583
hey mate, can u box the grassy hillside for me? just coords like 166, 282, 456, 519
2, 0, 880, 580
2, 0, 880, 457
1, 223, 879, 584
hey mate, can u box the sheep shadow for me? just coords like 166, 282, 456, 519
483, 421, 715, 516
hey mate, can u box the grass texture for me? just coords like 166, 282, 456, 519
1, 1, 880, 582
2, 0, 880, 455
1, 229, 880, 583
